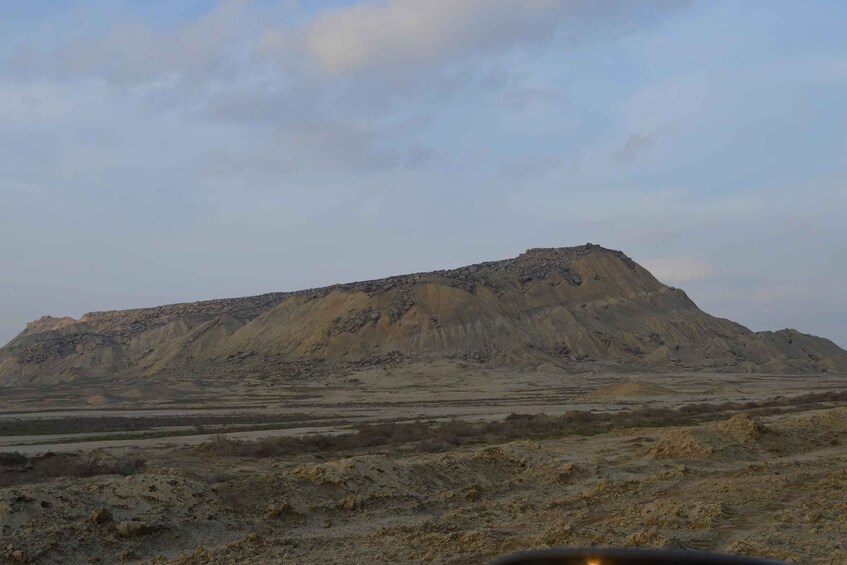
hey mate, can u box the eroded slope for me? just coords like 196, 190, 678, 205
2, 244, 845, 385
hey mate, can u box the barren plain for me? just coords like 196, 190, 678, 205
2, 365, 846, 564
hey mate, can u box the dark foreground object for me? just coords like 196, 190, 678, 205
492, 548, 786, 565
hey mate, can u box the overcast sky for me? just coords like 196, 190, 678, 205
1, 0, 846, 348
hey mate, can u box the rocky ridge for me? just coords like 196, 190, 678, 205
1, 244, 846, 385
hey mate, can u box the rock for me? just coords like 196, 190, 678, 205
342, 494, 364, 511
89, 507, 112, 525
115, 521, 155, 537
555, 463, 575, 483
329, 308, 381, 336
265, 499, 294, 518
464, 486, 484, 502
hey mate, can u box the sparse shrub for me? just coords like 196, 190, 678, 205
207, 434, 239, 456
417, 440, 451, 453
434, 420, 477, 444
108, 455, 146, 476
193, 389, 847, 459
0, 452, 29, 466
0, 450, 146, 488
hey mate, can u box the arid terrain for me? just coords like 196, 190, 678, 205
4, 246, 846, 386
2, 370, 847, 564
2, 246, 847, 564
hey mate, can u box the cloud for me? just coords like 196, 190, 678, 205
643, 255, 713, 284
261, 0, 688, 75
0, 0, 690, 177
6, 0, 250, 89
263, 0, 562, 75
6, 0, 690, 100
614, 131, 659, 162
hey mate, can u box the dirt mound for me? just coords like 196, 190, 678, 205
648, 413, 780, 460
85, 394, 110, 405
0, 473, 231, 563
761, 407, 845, 453
783, 407, 847, 435
647, 429, 717, 459
286, 440, 560, 502
289, 455, 411, 496
711, 413, 768, 443
638, 498, 731, 530
581, 380, 676, 400
416, 441, 554, 491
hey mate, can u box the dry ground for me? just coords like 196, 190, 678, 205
1, 367, 846, 564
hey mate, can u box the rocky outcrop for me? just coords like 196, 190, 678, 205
2, 244, 846, 385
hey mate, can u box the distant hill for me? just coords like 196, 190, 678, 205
2, 244, 846, 385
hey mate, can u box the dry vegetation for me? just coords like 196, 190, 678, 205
195, 390, 847, 459
0, 451, 145, 488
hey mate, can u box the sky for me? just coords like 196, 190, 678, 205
1, 0, 846, 348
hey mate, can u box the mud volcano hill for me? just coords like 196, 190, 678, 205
2, 244, 846, 386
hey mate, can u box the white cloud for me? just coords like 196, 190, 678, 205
261, 0, 686, 75
643, 255, 713, 284
262, 0, 562, 74
7, 0, 249, 87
